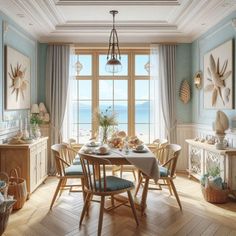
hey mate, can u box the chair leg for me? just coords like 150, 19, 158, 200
132, 169, 137, 181
59, 178, 67, 197
134, 175, 143, 197
86, 193, 93, 216
81, 178, 85, 202
127, 190, 139, 226
98, 196, 105, 236
50, 179, 63, 210
120, 165, 123, 178
169, 179, 182, 210
79, 192, 91, 226
166, 179, 173, 196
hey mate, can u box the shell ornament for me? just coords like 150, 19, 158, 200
204, 54, 232, 107
213, 110, 229, 135
8, 63, 28, 101
179, 80, 191, 104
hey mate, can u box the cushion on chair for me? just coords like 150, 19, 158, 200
73, 157, 81, 165
159, 166, 170, 177
95, 176, 134, 192
65, 165, 83, 176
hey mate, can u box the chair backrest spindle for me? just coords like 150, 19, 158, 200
79, 153, 111, 194
161, 144, 181, 177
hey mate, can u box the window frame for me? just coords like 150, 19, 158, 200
71, 48, 151, 143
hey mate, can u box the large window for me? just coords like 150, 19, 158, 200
67, 50, 151, 144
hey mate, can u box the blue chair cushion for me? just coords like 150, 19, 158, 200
73, 158, 81, 165
65, 165, 83, 176
159, 166, 169, 177
95, 176, 134, 192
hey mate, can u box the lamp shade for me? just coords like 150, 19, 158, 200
105, 58, 122, 74
31, 104, 39, 114
39, 102, 47, 113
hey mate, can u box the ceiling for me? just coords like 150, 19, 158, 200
0, 0, 236, 44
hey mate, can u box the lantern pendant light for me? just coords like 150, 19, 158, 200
105, 10, 122, 74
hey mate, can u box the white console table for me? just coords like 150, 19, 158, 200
186, 139, 236, 191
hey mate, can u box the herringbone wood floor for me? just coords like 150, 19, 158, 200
3, 174, 236, 236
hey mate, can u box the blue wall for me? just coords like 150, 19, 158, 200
176, 43, 192, 123
38, 43, 47, 103
192, 11, 236, 126
0, 11, 38, 137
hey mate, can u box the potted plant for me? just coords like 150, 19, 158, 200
200, 165, 229, 203
30, 114, 42, 138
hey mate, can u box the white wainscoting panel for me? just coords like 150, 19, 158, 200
176, 124, 194, 171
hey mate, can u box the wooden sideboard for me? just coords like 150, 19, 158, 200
0, 137, 48, 194
186, 139, 236, 190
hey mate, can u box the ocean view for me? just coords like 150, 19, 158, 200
71, 101, 151, 143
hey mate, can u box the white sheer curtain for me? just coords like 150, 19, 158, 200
150, 45, 166, 140
62, 47, 78, 143
150, 44, 177, 143
159, 45, 177, 143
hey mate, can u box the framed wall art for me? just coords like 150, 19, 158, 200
5, 46, 30, 110
204, 40, 233, 109
203, 39, 233, 109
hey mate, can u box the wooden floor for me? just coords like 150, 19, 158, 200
3, 173, 236, 236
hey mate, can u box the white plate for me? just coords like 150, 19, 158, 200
93, 150, 110, 155
132, 149, 148, 153
86, 142, 100, 147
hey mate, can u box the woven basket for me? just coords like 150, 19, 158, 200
0, 205, 13, 236
0, 172, 9, 197
201, 185, 229, 204
8, 168, 27, 210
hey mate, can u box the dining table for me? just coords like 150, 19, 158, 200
78, 144, 159, 216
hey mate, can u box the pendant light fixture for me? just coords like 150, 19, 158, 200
105, 10, 122, 74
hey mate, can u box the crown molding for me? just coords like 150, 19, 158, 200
54, 0, 180, 6
55, 22, 177, 32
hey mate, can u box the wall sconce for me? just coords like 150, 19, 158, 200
194, 71, 202, 89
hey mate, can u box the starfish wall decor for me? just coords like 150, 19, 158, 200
8, 63, 28, 101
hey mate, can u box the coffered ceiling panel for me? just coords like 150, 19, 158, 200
0, 0, 235, 43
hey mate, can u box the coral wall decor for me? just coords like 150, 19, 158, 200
5, 46, 30, 110
204, 40, 233, 109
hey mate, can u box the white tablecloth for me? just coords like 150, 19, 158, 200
79, 146, 159, 182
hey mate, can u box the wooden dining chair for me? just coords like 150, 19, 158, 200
112, 164, 137, 181
79, 153, 139, 236
63, 141, 81, 165
50, 144, 84, 210
152, 139, 168, 163
135, 144, 182, 210
135, 138, 168, 190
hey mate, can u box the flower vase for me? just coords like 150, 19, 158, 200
100, 126, 109, 144
31, 124, 41, 139
215, 133, 226, 150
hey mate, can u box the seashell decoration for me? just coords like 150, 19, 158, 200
204, 54, 232, 107
179, 80, 191, 104
222, 87, 230, 103
214, 110, 229, 135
